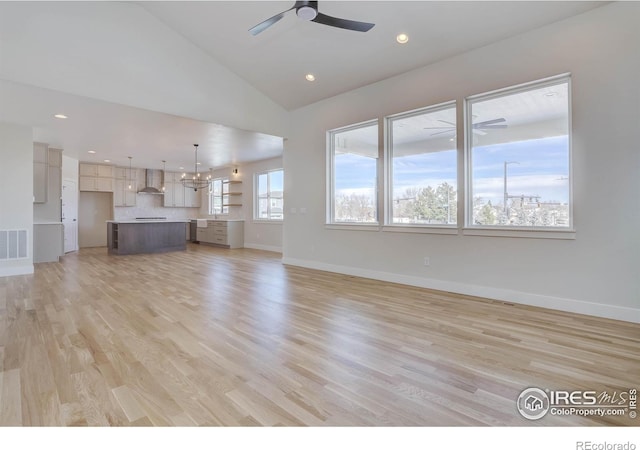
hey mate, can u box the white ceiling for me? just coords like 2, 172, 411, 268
139, 1, 605, 110
0, 1, 606, 170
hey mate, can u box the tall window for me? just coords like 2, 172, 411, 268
467, 75, 571, 228
209, 177, 228, 215
387, 102, 457, 225
255, 169, 283, 220
329, 121, 379, 224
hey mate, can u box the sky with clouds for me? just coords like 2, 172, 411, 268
335, 135, 570, 205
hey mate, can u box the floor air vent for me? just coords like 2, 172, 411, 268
0, 229, 28, 260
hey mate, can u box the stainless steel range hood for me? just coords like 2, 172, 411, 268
137, 169, 164, 194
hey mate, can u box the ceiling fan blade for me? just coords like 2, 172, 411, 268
249, 6, 294, 35
430, 129, 454, 137
312, 12, 375, 32
437, 119, 456, 126
479, 124, 508, 129
473, 117, 506, 127
423, 126, 455, 130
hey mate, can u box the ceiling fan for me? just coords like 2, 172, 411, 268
425, 118, 508, 136
249, 1, 375, 36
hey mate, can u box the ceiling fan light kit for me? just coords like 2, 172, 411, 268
249, 1, 375, 36
297, 5, 317, 21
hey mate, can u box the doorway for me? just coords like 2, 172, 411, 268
78, 191, 113, 248
62, 179, 78, 253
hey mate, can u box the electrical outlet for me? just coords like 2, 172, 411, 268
423, 257, 430, 266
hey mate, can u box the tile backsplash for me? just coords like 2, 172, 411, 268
114, 194, 199, 220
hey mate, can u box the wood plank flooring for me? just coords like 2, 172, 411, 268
0, 245, 638, 426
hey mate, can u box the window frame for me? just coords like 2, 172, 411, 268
326, 118, 380, 227
254, 168, 284, 222
324, 74, 575, 239
464, 74, 574, 235
384, 100, 458, 229
208, 177, 229, 216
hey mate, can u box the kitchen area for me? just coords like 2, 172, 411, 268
88, 161, 247, 255
31, 129, 283, 263
32, 143, 284, 263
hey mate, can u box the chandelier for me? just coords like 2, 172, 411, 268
181, 144, 211, 192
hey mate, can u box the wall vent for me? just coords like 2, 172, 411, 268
0, 229, 28, 260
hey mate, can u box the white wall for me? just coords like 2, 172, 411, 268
0, 122, 34, 276
204, 157, 284, 252
239, 157, 283, 253
0, 2, 288, 137
282, 3, 640, 322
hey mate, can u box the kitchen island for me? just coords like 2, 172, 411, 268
107, 220, 188, 255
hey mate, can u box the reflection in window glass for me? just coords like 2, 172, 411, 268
468, 78, 570, 228
331, 122, 378, 223
388, 103, 457, 225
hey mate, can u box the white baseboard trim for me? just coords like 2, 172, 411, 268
281, 257, 639, 324
244, 243, 283, 253
0, 264, 34, 278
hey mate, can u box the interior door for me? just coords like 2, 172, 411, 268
62, 179, 78, 253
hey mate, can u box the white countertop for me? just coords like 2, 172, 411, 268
34, 221, 63, 225
107, 220, 189, 224
189, 218, 245, 222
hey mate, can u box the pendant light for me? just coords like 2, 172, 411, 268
162, 160, 166, 192
181, 144, 212, 192
128, 156, 133, 190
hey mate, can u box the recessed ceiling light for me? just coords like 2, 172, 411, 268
179, 166, 184, 170
396, 33, 409, 44
54, 114, 68, 119
305, 74, 316, 82
545, 91, 558, 97
196, 162, 201, 165
103, 159, 110, 163
88, 150, 96, 154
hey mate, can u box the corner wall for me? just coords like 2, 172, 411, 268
204, 157, 284, 253
0, 122, 34, 276
282, 3, 640, 322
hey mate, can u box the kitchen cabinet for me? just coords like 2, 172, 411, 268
114, 179, 137, 207
107, 220, 187, 255
79, 176, 113, 192
33, 143, 48, 203
198, 220, 243, 249
80, 163, 113, 178
34, 146, 63, 224
164, 177, 185, 207
113, 166, 137, 206
184, 183, 201, 208
163, 172, 201, 208
79, 163, 114, 192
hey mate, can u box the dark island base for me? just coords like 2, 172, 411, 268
108, 222, 187, 255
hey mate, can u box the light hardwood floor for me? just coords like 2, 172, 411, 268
0, 245, 638, 426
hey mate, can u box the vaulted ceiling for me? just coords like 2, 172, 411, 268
0, 1, 606, 170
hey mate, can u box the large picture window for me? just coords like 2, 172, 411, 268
467, 76, 571, 228
387, 102, 457, 225
328, 121, 379, 224
255, 169, 284, 220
